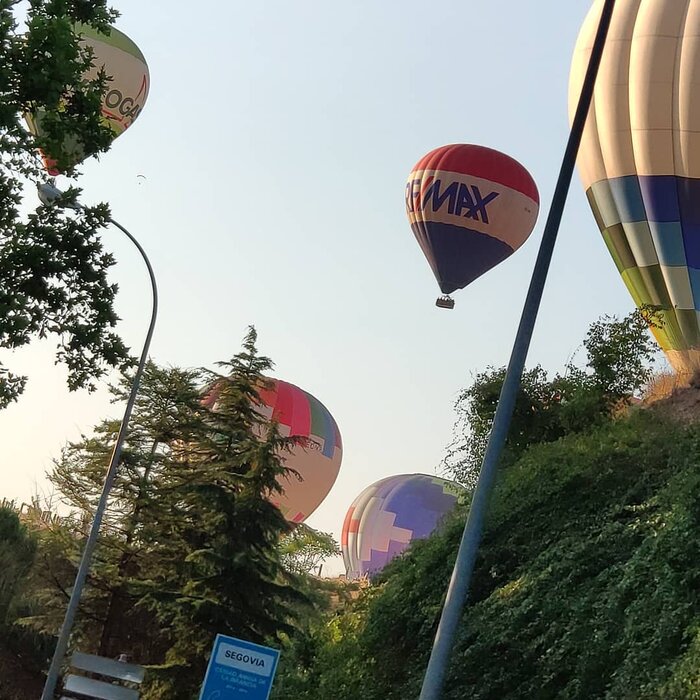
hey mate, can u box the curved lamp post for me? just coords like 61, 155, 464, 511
37, 182, 158, 700
417, 2, 617, 698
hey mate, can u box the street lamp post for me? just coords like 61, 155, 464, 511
417, 2, 617, 698
37, 182, 158, 700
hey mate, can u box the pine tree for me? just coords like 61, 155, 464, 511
26, 362, 205, 660
0, 507, 36, 626
25, 330, 309, 698
138, 329, 308, 696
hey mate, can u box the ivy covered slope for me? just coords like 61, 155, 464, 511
275, 395, 700, 699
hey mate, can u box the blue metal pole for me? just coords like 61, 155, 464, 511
38, 185, 158, 700
418, 2, 616, 698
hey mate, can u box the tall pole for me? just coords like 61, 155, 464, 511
39, 184, 158, 700
417, 2, 616, 698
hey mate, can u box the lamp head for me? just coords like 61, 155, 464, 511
37, 182, 80, 210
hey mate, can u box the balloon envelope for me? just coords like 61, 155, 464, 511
25, 23, 149, 174
341, 473, 463, 580
570, 0, 700, 375
406, 144, 539, 295
203, 378, 343, 524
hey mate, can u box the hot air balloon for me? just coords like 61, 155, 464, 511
341, 474, 464, 580
203, 378, 343, 524
24, 23, 149, 175
406, 144, 540, 308
570, 0, 700, 376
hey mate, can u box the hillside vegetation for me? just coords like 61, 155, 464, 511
272, 313, 700, 699
273, 398, 700, 699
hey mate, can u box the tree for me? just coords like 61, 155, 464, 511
24, 331, 309, 698
279, 525, 341, 576
0, 507, 36, 626
443, 310, 658, 486
0, 1, 131, 408
0, 507, 47, 700
22, 361, 204, 663
40, 362, 205, 658
582, 309, 659, 401
138, 329, 308, 697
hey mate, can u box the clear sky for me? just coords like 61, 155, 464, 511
0, 1, 655, 575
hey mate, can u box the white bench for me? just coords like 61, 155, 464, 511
59, 652, 145, 700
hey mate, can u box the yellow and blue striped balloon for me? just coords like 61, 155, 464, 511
570, 0, 700, 375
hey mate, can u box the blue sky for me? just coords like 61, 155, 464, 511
0, 1, 653, 574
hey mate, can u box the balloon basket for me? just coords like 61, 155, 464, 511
435, 295, 455, 310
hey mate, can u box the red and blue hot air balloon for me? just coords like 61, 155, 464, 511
256, 379, 342, 523
406, 144, 540, 308
203, 378, 342, 524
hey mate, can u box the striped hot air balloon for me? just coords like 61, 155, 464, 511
256, 379, 342, 523
406, 144, 539, 308
570, 0, 700, 375
203, 378, 343, 524
24, 23, 149, 175
341, 474, 463, 580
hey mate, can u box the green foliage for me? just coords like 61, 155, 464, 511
279, 524, 341, 576
0, 0, 131, 408
0, 507, 52, 699
24, 361, 207, 660
0, 507, 36, 623
20, 330, 310, 698
135, 330, 309, 697
274, 410, 700, 699
272, 592, 373, 700
583, 309, 660, 400
443, 310, 657, 486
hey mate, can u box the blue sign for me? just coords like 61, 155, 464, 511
199, 634, 280, 700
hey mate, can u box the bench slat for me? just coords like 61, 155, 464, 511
63, 674, 139, 700
70, 652, 145, 684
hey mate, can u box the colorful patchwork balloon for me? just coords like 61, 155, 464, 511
405, 144, 539, 308
25, 23, 149, 174
341, 474, 464, 580
570, 0, 700, 375
203, 378, 343, 524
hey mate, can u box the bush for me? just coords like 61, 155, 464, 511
443, 311, 658, 486
274, 412, 700, 699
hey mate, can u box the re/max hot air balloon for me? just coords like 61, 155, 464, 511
341, 474, 463, 580
24, 23, 149, 175
570, 0, 700, 375
203, 378, 343, 524
406, 144, 540, 308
